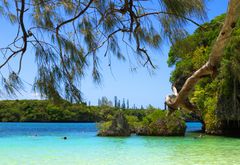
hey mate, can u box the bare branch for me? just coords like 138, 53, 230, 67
56, 0, 94, 36
137, 11, 204, 29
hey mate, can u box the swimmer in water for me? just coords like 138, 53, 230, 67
194, 134, 204, 139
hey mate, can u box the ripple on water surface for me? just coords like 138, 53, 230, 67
0, 122, 239, 165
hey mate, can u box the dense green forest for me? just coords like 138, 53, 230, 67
0, 99, 197, 124
168, 14, 240, 135
0, 100, 147, 122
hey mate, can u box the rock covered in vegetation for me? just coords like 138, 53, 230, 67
98, 109, 186, 137
126, 115, 140, 133
168, 14, 240, 136
136, 110, 186, 136
97, 112, 131, 136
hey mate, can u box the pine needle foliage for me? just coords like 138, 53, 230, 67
0, 0, 206, 102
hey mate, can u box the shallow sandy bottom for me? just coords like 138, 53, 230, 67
0, 122, 239, 165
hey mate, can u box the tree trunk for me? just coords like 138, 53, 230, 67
166, 0, 240, 111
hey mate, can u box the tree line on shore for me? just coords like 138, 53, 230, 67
0, 99, 188, 136
0, 99, 197, 123
0, 99, 149, 122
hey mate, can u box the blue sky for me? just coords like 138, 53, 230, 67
0, 0, 228, 108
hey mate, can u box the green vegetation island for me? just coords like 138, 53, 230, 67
0, 99, 187, 136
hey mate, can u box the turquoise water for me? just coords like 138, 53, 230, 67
0, 122, 239, 165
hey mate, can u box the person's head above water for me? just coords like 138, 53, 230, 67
63, 137, 67, 140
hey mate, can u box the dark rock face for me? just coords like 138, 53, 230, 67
98, 112, 131, 137
205, 120, 240, 137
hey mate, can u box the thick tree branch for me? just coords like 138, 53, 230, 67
17, 0, 28, 74
166, 0, 240, 112
0, 0, 29, 73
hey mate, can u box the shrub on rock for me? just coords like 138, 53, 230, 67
136, 110, 186, 136
97, 111, 131, 136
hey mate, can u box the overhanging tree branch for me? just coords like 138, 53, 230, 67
166, 0, 240, 112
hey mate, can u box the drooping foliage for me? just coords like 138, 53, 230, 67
0, 0, 206, 102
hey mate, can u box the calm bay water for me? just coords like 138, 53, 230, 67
0, 122, 239, 165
